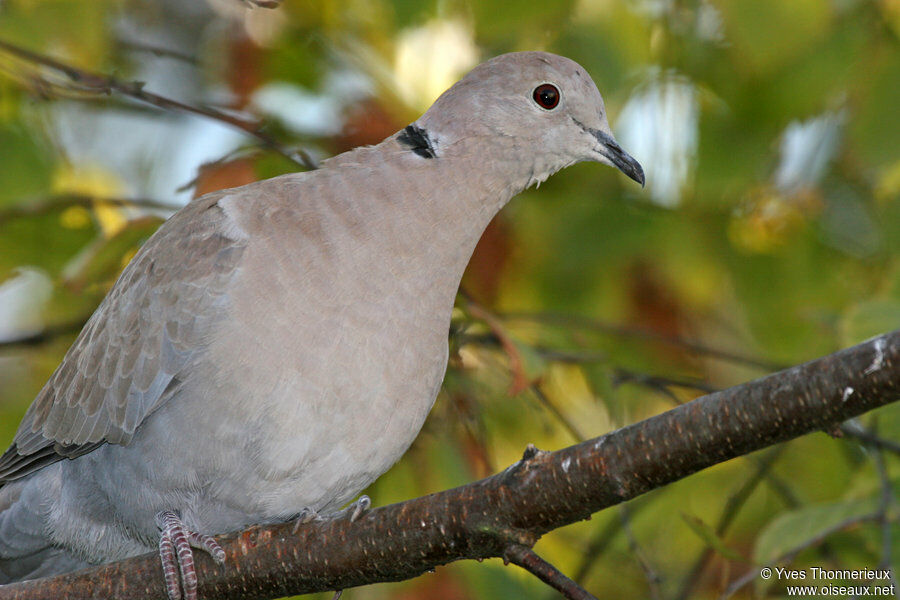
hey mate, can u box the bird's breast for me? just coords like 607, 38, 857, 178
192, 229, 455, 517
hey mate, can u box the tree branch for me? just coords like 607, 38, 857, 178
0, 39, 317, 170
1, 331, 897, 600
498, 311, 787, 371
0, 194, 181, 226
505, 544, 597, 600
0, 319, 89, 349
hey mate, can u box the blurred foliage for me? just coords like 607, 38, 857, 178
0, 0, 898, 599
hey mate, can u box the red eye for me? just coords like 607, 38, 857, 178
533, 83, 560, 110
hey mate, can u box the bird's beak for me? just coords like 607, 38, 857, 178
593, 129, 645, 187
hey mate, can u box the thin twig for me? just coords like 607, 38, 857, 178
867, 427, 899, 598
614, 368, 718, 394
499, 311, 786, 371
619, 504, 662, 600
115, 39, 197, 64
841, 422, 900, 456
505, 544, 598, 600
528, 346, 609, 364
0, 319, 89, 349
459, 330, 716, 405
0, 194, 181, 225
448, 391, 495, 476
465, 300, 533, 395
175, 146, 271, 192
675, 446, 784, 600
720, 512, 882, 599
531, 384, 588, 442
0, 38, 317, 170
571, 495, 652, 586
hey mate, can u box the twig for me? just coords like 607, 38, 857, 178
531, 384, 588, 442
456, 332, 608, 365
465, 300, 534, 394
175, 146, 270, 192
611, 367, 717, 408
0, 194, 181, 225
528, 346, 609, 364
720, 511, 882, 600
499, 311, 786, 371
459, 331, 716, 405
0, 38, 317, 170
868, 428, 899, 598
571, 495, 652, 585
613, 368, 717, 394
505, 544, 598, 600
115, 39, 197, 64
619, 504, 662, 600
448, 391, 495, 476
0, 318, 89, 349
840, 422, 900, 456
674, 446, 785, 600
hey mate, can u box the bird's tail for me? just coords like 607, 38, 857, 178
0, 477, 89, 584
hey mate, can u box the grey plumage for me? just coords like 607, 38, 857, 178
0, 51, 643, 586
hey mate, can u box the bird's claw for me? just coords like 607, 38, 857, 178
291, 507, 322, 533
155, 510, 225, 600
291, 495, 371, 534
347, 495, 371, 522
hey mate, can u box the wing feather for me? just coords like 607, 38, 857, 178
0, 191, 247, 484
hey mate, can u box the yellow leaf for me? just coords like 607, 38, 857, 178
52, 164, 127, 237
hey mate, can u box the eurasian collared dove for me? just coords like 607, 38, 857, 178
0, 51, 643, 599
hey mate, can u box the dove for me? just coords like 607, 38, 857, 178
0, 51, 644, 599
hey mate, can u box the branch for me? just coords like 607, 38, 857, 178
505, 544, 597, 600
499, 311, 787, 371
0, 39, 317, 170
840, 421, 900, 456
242, 0, 283, 7
0, 319, 89, 349
1, 331, 897, 600
115, 39, 198, 65
0, 194, 181, 226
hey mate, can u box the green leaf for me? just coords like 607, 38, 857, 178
753, 497, 880, 566
681, 513, 748, 563
840, 300, 900, 347
0, 123, 55, 206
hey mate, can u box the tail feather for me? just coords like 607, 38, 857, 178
0, 547, 91, 584
0, 477, 89, 584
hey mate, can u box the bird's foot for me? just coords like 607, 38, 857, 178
291, 495, 371, 533
291, 506, 322, 532
155, 510, 225, 600
344, 495, 371, 522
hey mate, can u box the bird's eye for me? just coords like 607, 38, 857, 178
532, 83, 560, 110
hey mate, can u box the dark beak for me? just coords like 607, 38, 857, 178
593, 129, 645, 187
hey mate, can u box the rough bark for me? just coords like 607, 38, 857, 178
1, 330, 897, 600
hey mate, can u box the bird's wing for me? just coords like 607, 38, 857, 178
0, 191, 247, 483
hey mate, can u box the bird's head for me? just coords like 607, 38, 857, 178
413, 51, 644, 188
